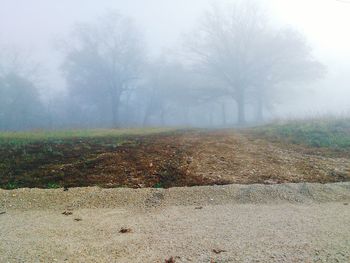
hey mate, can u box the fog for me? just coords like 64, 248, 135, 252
0, 0, 349, 130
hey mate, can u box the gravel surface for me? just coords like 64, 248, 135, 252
1, 183, 350, 262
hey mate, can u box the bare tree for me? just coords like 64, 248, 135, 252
187, 1, 325, 124
142, 57, 199, 126
248, 29, 326, 122
61, 12, 146, 127
0, 47, 46, 130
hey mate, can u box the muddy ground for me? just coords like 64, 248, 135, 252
1, 130, 350, 189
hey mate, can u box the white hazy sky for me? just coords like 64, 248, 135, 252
0, 0, 349, 115
0, 0, 349, 57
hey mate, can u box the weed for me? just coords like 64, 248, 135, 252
5, 181, 18, 190
47, 182, 60, 189
154, 182, 164, 189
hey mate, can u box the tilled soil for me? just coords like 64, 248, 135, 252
1, 130, 350, 189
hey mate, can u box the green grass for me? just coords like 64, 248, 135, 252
47, 182, 60, 189
5, 181, 19, 190
153, 182, 164, 189
253, 118, 350, 149
0, 128, 176, 145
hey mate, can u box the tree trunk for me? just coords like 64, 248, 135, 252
124, 91, 132, 126
256, 95, 264, 123
111, 104, 119, 128
143, 89, 156, 127
111, 90, 120, 128
183, 106, 190, 126
142, 111, 150, 127
209, 108, 213, 127
221, 102, 226, 126
236, 90, 246, 125
160, 108, 165, 126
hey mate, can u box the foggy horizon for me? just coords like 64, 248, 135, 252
1, 2, 350, 261
0, 0, 350, 130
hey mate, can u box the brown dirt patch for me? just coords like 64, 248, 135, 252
1, 130, 350, 189
0, 132, 228, 189
57, 133, 229, 188
188, 130, 350, 184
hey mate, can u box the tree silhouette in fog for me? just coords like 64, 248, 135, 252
186, 1, 325, 124
61, 12, 146, 127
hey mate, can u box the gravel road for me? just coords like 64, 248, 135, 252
1, 183, 350, 262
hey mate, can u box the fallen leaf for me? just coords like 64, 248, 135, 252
62, 211, 73, 216
165, 256, 175, 263
119, 227, 132, 233
212, 249, 227, 254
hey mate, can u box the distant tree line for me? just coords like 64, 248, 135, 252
0, 1, 325, 131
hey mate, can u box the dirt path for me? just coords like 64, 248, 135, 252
187, 131, 350, 184
1, 183, 350, 262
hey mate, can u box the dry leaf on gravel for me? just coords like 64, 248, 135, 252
212, 249, 227, 254
165, 256, 175, 263
62, 211, 73, 216
119, 227, 132, 234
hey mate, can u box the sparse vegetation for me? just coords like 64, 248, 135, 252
1, 122, 349, 190
5, 181, 18, 190
253, 118, 350, 150
0, 128, 182, 189
0, 128, 175, 146
153, 182, 164, 189
47, 182, 60, 189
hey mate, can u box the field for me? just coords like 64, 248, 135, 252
1, 119, 350, 263
1, 119, 350, 189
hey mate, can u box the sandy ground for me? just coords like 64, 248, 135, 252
1, 183, 350, 263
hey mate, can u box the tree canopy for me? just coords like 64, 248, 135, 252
187, 1, 325, 124
61, 12, 146, 127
